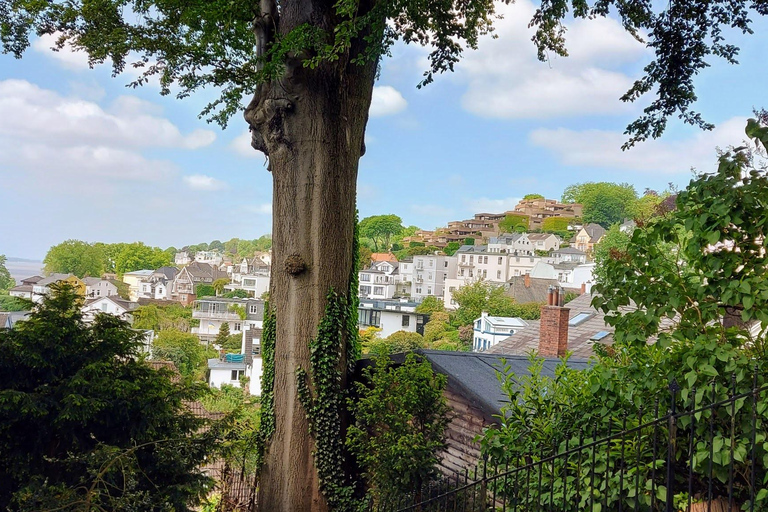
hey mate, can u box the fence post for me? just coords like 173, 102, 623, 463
479, 454, 488, 511
666, 379, 680, 512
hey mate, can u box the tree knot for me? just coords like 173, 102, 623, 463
285, 253, 307, 276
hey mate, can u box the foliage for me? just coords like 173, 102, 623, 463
43, 240, 106, 278
451, 280, 517, 326
499, 214, 530, 233
221, 333, 244, 353
151, 329, 210, 379
359, 326, 382, 347
415, 296, 445, 315
252, 303, 275, 474
593, 224, 632, 284
542, 216, 572, 234
593, 119, 768, 346
228, 303, 247, 320
0, 255, 14, 292
359, 215, 404, 252
196, 284, 216, 298
483, 122, 768, 511
364, 330, 425, 356
347, 354, 450, 506
423, 317, 451, 344
114, 242, 173, 275
358, 245, 373, 270
296, 290, 358, 510
223, 289, 250, 299
0, 283, 215, 511
464, 238, 475, 246
132, 302, 194, 331
213, 278, 230, 295
562, 182, 639, 228
0, 293, 29, 312
215, 322, 231, 347
201, 385, 261, 473
523, 193, 545, 200
112, 279, 131, 299
458, 325, 474, 344
443, 242, 461, 256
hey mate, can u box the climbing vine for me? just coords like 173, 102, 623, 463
346, 212, 362, 372
253, 302, 275, 473
297, 290, 358, 511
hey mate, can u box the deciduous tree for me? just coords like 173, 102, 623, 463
5, 1, 768, 508
359, 215, 404, 252
43, 240, 106, 278
562, 182, 639, 228
0, 255, 14, 292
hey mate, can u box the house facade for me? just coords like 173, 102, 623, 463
30, 274, 85, 303
81, 295, 138, 323
192, 297, 265, 343
357, 298, 428, 338
359, 261, 398, 300
572, 223, 606, 254
122, 269, 155, 302
472, 312, 529, 352
513, 198, 583, 229
83, 277, 119, 299
410, 254, 456, 301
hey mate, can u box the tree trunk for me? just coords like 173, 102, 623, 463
246, 12, 377, 507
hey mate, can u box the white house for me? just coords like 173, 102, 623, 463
472, 312, 529, 352
357, 298, 428, 338
192, 297, 265, 343
174, 250, 192, 266
83, 277, 119, 299
410, 254, 456, 301
81, 295, 138, 323
195, 250, 223, 266
208, 325, 263, 395
359, 261, 398, 300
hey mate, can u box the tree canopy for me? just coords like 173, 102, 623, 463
562, 182, 639, 228
499, 214, 530, 233
359, 215, 404, 252
0, 283, 215, 510
0, 255, 14, 292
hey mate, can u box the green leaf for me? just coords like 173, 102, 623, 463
700, 364, 719, 377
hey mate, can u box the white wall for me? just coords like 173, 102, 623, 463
378, 310, 419, 338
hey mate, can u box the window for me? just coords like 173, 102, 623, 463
358, 309, 381, 327
360, 285, 371, 295
101, 302, 108, 312
416, 287, 422, 294
590, 331, 611, 342
402, 315, 410, 327
234, 323, 242, 331
482, 270, 487, 278
444, 261, 448, 268
497, 270, 502, 279
429, 260, 433, 267
231, 370, 244, 381
449, 286, 456, 292
427, 286, 432, 294
498, 257, 503, 265
249, 304, 260, 314
428, 273, 432, 280
483, 256, 488, 264
374, 286, 384, 295
569, 312, 595, 326
469, 255, 474, 263
360, 274, 371, 282
461, 255, 466, 263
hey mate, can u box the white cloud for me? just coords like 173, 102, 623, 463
229, 131, 268, 159
244, 203, 273, 215
183, 174, 228, 191
0, 80, 216, 150
370, 86, 408, 117
32, 33, 91, 70
529, 117, 749, 173
463, 197, 522, 213
458, 1, 649, 119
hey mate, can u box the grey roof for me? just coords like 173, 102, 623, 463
9, 284, 32, 293
391, 350, 589, 418
488, 293, 612, 359
456, 244, 489, 253
82, 277, 102, 286
84, 295, 138, 311
208, 358, 246, 370
506, 276, 580, 304
154, 266, 179, 279
554, 247, 587, 255
20, 275, 44, 284
123, 269, 155, 277
1, 311, 31, 328
36, 273, 74, 286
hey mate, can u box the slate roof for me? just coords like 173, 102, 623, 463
488, 293, 614, 358
20, 275, 43, 285
82, 277, 102, 286
37, 273, 75, 286
154, 266, 179, 280
506, 276, 580, 304
9, 284, 32, 293
553, 247, 587, 256
390, 350, 589, 418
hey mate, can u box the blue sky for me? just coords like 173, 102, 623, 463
1, 1, 765, 260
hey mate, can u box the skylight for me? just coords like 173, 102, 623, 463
590, 331, 611, 342
569, 312, 594, 326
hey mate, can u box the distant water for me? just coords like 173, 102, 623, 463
5, 260, 45, 286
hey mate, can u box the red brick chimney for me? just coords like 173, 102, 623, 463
538, 286, 570, 357
524, 273, 531, 288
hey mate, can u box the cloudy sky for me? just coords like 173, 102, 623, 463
1, 2, 765, 259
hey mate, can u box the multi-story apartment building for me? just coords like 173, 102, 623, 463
513, 198, 583, 229
359, 260, 398, 300
410, 254, 456, 301
192, 297, 265, 343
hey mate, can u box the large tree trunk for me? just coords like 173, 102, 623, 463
245, 3, 378, 505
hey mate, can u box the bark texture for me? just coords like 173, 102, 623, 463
245, 0, 378, 508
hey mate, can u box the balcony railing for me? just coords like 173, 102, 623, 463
192, 310, 240, 321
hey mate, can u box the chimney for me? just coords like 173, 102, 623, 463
539, 286, 570, 358
580, 282, 586, 295
243, 326, 253, 365
524, 273, 531, 288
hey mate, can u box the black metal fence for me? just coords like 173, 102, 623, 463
383, 375, 768, 512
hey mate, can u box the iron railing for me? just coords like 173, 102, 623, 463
382, 374, 768, 512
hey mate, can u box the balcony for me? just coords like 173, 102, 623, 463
192, 310, 240, 321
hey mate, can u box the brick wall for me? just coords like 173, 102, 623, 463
539, 305, 570, 357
